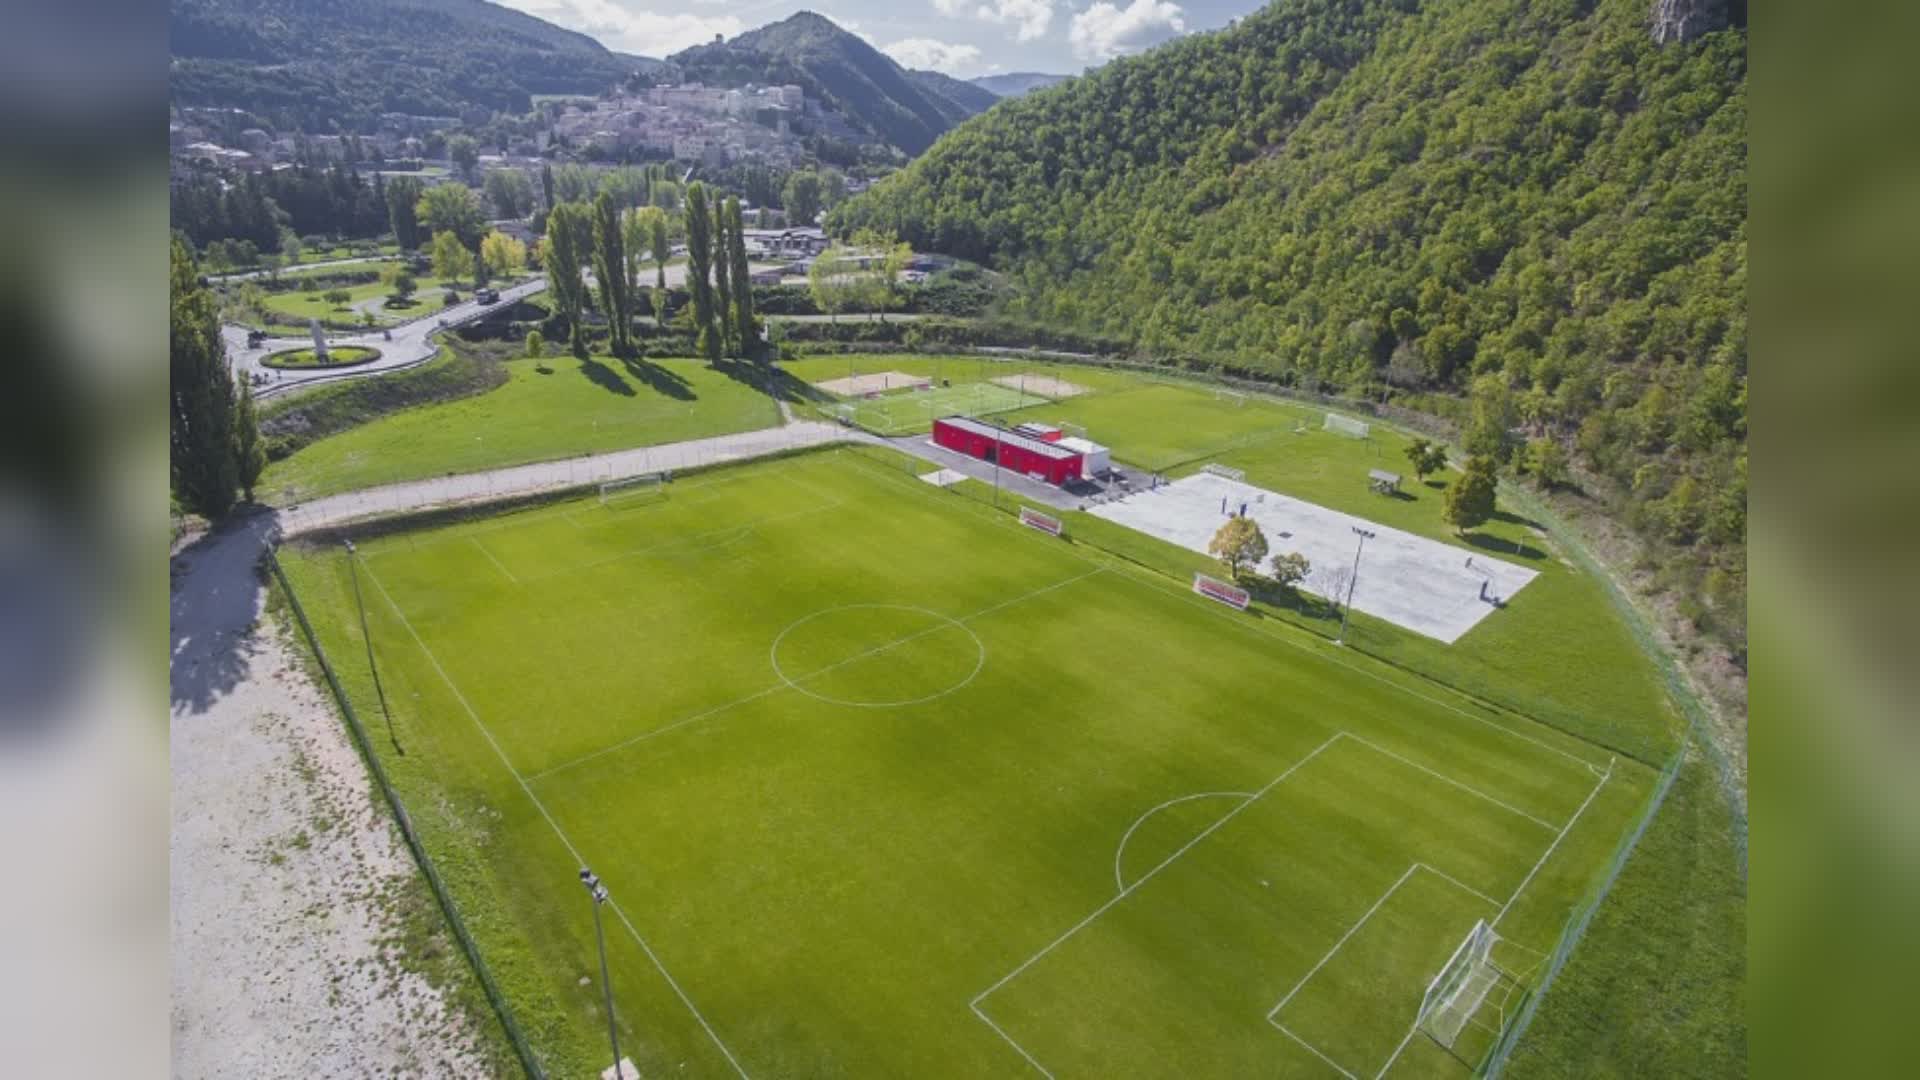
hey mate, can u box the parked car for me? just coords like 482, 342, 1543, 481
476, 287, 500, 304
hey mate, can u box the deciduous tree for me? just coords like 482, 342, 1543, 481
1443, 456, 1498, 534
544, 202, 590, 357
169, 239, 241, 519
782, 170, 823, 225
591, 192, 632, 357
1208, 516, 1269, 581
430, 230, 474, 284
684, 183, 720, 362
727, 197, 756, 357
385, 176, 424, 250
416, 183, 485, 250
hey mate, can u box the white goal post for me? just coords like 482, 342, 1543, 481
1416, 919, 1508, 1051
1200, 463, 1245, 482
599, 472, 667, 505
1324, 412, 1372, 439
1214, 388, 1247, 407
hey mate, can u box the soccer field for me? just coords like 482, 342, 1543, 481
280, 449, 1654, 1077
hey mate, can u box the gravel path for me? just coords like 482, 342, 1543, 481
276, 417, 871, 535
170, 517, 489, 1077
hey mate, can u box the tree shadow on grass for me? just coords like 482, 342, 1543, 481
711, 358, 831, 405
1463, 529, 1546, 562
618, 356, 697, 401
577, 358, 636, 397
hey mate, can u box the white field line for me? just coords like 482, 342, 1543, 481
1341, 733, 1557, 831
969, 1002, 1057, 1080
1266, 864, 1422, 1020
470, 537, 519, 585
1371, 760, 1618, 1080
1493, 760, 1615, 928
528, 567, 1108, 782
1112, 792, 1254, 892
357, 558, 752, 1078
1275, 1022, 1360, 1080
1101, 564, 1607, 774
1412, 862, 1501, 909
1267, 862, 1501, 1080
969, 732, 1346, 1074
1374, 1027, 1421, 1080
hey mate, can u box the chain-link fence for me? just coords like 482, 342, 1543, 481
268, 550, 548, 1079
1478, 742, 1686, 1077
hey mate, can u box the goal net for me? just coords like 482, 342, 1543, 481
1324, 412, 1371, 439
1201, 463, 1245, 482
600, 472, 666, 506
1215, 388, 1247, 407
1417, 920, 1510, 1052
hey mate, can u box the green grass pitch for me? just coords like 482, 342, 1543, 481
281, 447, 1657, 1077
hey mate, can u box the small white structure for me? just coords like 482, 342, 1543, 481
1058, 436, 1112, 478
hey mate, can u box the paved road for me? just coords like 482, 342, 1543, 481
276, 418, 870, 536
223, 275, 550, 399
768, 312, 925, 323
230, 261, 780, 401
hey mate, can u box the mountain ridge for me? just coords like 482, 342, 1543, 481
169, 0, 663, 130
669, 12, 993, 156
969, 72, 1070, 98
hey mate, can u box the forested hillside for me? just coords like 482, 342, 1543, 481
835, 0, 1746, 651
170, 0, 663, 130
671, 13, 993, 155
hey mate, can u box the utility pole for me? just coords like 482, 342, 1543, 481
1336, 526, 1375, 646
580, 868, 624, 1079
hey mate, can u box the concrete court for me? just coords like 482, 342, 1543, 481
1088, 472, 1537, 643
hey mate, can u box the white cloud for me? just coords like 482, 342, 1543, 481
978, 0, 1056, 42
883, 37, 985, 75
931, 0, 1053, 44
499, 0, 743, 56
1068, 0, 1186, 61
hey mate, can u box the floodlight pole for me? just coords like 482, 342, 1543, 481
992, 424, 1003, 508
1336, 526, 1375, 646
580, 868, 623, 1080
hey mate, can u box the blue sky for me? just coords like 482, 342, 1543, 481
499, 0, 1268, 79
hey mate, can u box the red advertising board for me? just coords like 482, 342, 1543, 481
1019, 507, 1064, 536
1192, 573, 1251, 610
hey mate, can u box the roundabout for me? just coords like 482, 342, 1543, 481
261, 345, 382, 370
770, 603, 986, 708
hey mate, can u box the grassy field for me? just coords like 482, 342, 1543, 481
261, 354, 779, 501
280, 448, 1652, 1077
259, 269, 534, 327
781, 354, 1141, 435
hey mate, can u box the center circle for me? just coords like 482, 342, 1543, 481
770, 604, 985, 708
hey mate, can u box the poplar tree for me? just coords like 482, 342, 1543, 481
684, 183, 720, 363
169, 239, 241, 519
544, 202, 589, 358
591, 192, 630, 357
713, 203, 734, 356
726, 197, 756, 358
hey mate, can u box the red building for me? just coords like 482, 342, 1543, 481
932, 416, 1084, 486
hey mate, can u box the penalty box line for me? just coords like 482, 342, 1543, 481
1264, 862, 1501, 1080
526, 566, 1109, 783
354, 556, 753, 1079
969, 732, 1347, 1077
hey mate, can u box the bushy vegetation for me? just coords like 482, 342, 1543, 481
169, 0, 662, 131
834, 0, 1747, 649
